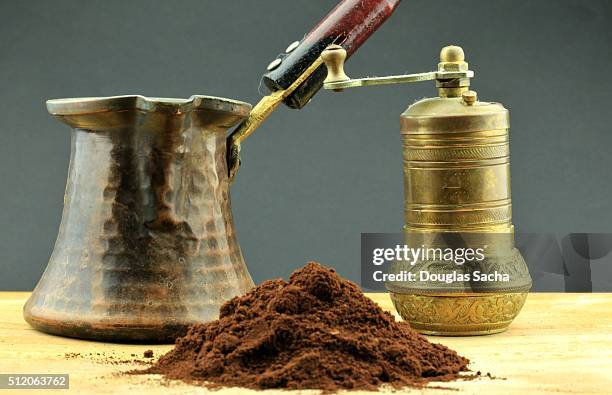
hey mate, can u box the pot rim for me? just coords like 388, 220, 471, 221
46, 94, 252, 117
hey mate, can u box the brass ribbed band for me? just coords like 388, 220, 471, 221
404, 157, 509, 169
404, 144, 509, 162
401, 111, 509, 134
405, 203, 512, 228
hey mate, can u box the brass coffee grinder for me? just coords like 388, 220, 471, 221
322, 44, 532, 335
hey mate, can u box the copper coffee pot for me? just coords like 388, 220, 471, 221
23, 96, 256, 342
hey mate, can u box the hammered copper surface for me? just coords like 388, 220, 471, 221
24, 95, 255, 342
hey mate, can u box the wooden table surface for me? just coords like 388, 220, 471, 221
1, 292, 611, 394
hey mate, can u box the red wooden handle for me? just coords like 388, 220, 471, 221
262, 0, 402, 109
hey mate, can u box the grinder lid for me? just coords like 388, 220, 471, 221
401, 91, 509, 134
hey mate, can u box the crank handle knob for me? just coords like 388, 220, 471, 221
321, 44, 350, 91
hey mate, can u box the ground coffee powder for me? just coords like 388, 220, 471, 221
140, 262, 471, 391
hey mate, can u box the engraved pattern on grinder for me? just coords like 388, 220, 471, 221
23, 95, 255, 342
390, 293, 528, 336
404, 144, 509, 162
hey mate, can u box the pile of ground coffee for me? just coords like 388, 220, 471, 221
140, 262, 470, 391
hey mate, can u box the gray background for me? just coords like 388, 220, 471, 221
1, 0, 611, 290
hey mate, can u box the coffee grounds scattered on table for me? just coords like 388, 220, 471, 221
137, 262, 472, 392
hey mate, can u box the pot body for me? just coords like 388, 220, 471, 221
388, 95, 532, 335
24, 95, 255, 342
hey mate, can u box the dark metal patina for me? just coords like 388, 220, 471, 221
23, 95, 255, 342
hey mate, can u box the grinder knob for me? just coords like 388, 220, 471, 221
440, 45, 465, 63
321, 44, 350, 91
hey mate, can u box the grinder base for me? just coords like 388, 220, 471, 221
390, 292, 528, 336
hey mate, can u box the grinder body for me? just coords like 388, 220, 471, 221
321, 44, 532, 336
390, 93, 532, 336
